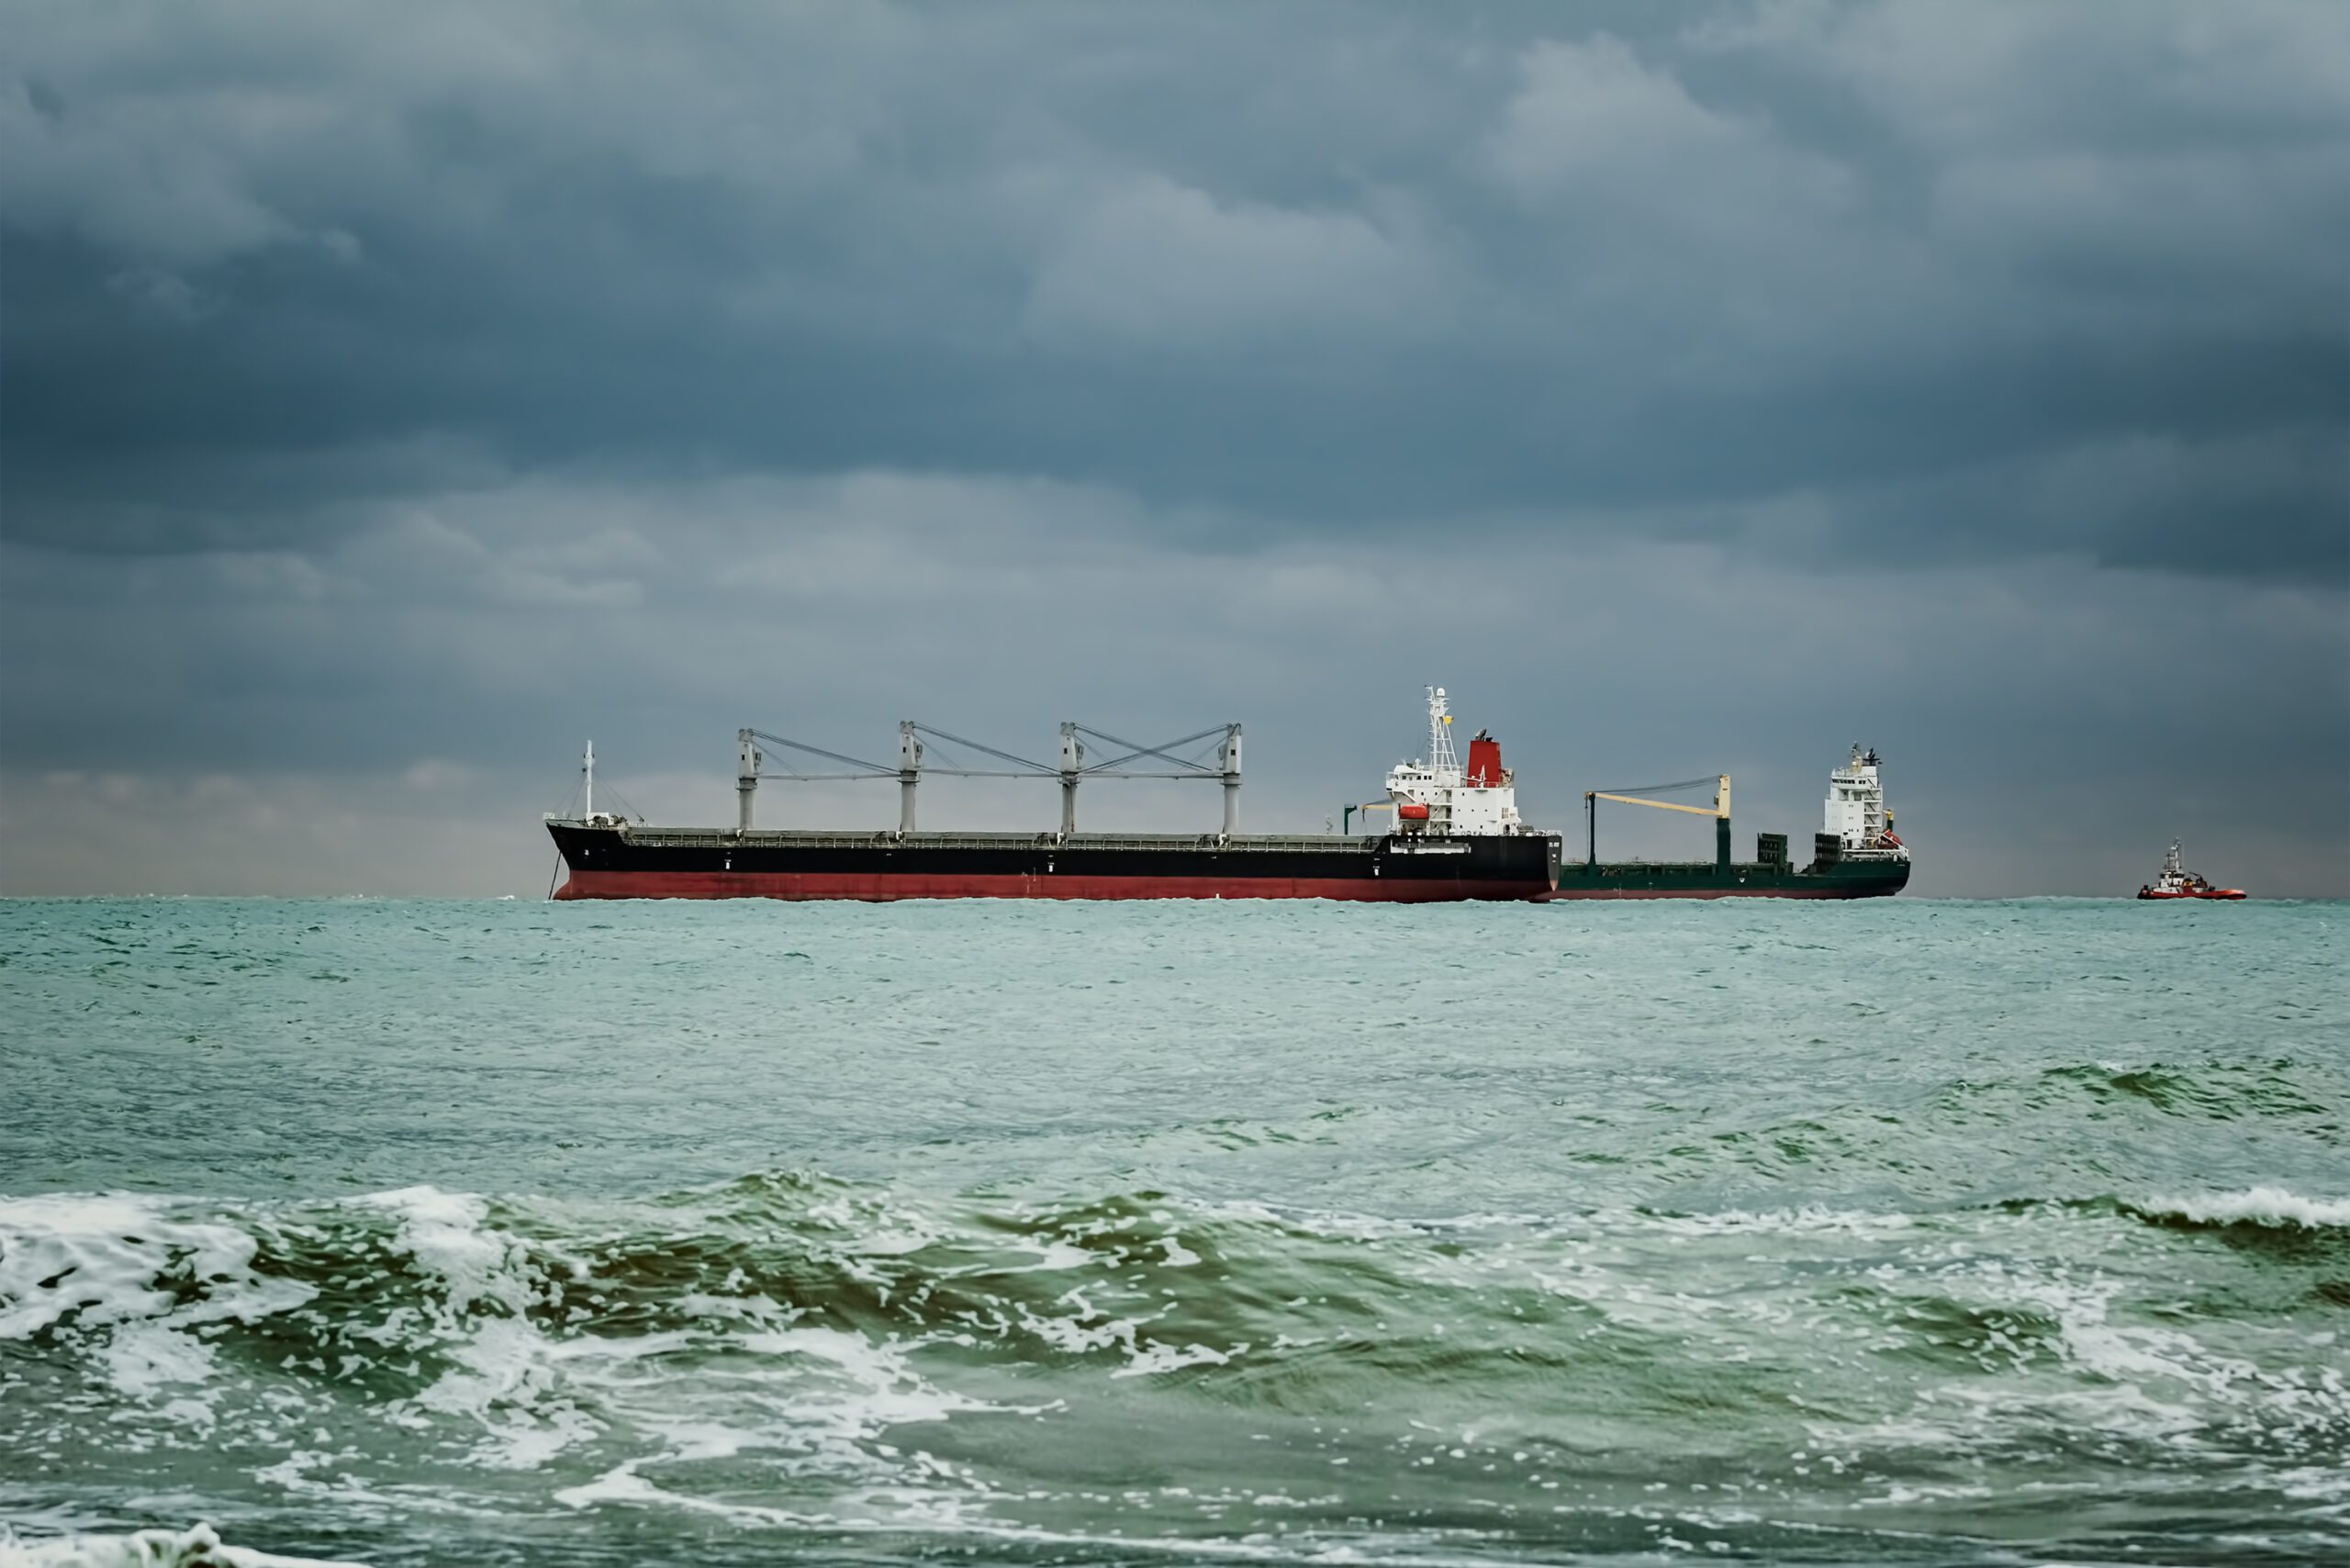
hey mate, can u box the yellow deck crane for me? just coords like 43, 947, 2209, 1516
1583, 775, 1731, 871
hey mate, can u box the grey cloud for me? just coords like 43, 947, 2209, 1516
1023, 177, 1452, 350
5, 470, 2342, 850
6, 4, 2340, 556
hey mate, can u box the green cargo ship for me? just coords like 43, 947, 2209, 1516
1548, 747, 1909, 901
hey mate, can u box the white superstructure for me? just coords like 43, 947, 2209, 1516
1384, 686, 1529, 837
1823, 745, 1904, 857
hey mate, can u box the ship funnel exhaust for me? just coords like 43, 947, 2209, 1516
1465, 732, 1504, 788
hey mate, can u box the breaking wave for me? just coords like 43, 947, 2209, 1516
5, 1169, 2348, 1565
2132, 1186, 2350, 1231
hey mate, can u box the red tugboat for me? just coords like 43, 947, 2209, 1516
2138, 841, 2245, 901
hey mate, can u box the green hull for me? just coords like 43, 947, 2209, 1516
1549, 857, 1909, 900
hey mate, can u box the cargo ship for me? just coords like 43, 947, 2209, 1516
2137, 841, 2244, 901
1549, 745, 1909, 900
547, 688, 1561, 902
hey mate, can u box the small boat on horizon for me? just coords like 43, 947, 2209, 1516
2138, 840, 2245, 901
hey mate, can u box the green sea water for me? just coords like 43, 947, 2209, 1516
1, 897, 2344, 1567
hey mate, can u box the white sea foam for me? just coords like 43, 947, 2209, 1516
951, 1238, 1097, 1275
733, 1325, 988, 1431
0, 1523, 366, 1568
2141, 1187, 2350, 1229
525, 1313, 1009, 1518
0, 1193, 314, 1401
552, 1461, 826, 1527
1113, 1340, 1231, 1378
0, 1194, 230, 1338
345, 1188, 603, 1471
98, 1317, 222, 1397
545, 1324, 1031, 1522
0, 1182, 1020, 1499
1843, 1244, 2350, 1473
352, 1187, 532, 1316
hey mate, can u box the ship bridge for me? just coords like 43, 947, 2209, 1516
1382, 687, 1530, 838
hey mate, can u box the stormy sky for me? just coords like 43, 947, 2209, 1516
3, 0, 2345, 897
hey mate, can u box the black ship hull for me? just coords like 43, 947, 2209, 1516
548, 822, 1563, 902
1548, 857, 1910, 899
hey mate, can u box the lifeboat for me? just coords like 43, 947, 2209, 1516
2137, 840, 2245, 900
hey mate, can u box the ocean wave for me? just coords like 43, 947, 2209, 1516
2132, 1186, 2350, 1231
6, 1176, 2344, 1385
6, 1172, 2346, 1546
1908, 1058, 2344, 1130
0, 1523, 364, 1568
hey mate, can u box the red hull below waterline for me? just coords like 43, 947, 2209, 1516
2136, 889, 2246, 901
553, 869, 1551, 902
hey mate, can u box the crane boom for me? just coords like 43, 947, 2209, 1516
1586, 791, 1717, 818
1583, 775, 1731, 867
1583, 775, 1729, 819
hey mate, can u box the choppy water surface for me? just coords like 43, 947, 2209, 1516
1, 898, 2343, 1567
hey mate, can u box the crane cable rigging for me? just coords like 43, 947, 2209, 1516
1590, 775, 1718, 797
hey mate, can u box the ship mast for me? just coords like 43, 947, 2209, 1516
1427, 686, 1460, 782
582, 739, 594, 821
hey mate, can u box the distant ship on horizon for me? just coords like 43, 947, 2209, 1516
547, 687, 1561, 902
1548, 744, 1909, 900
2138, 840, 2245, 901
544, 690, 1910, 903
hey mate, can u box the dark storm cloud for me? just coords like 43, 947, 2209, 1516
7, 3, 2343, 562
2, 1, 2344, 895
